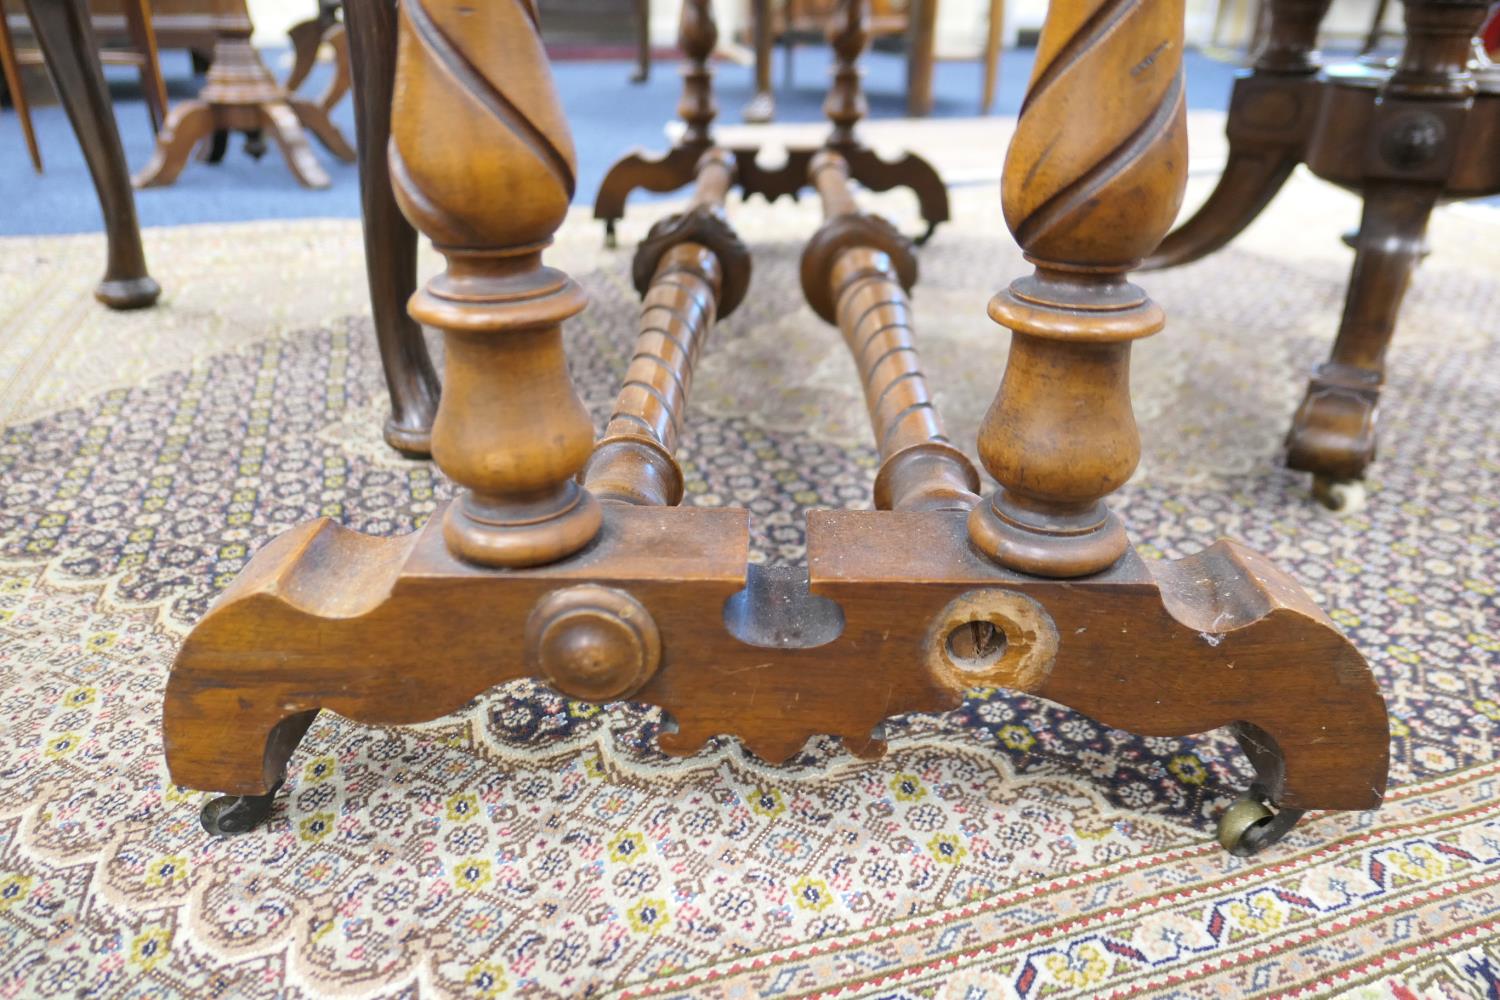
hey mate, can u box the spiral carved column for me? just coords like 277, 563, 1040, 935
968, 0, 1188, 577
390, 0, 601, 567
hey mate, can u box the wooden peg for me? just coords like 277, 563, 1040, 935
390, 0, 600, 567
968, 0, 1188, 578
801, 151, 981, 513
585, 149, 751, 506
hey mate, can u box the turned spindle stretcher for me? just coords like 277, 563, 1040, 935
162, 0, 1390, 858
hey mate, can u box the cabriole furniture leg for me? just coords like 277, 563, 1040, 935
595, 0, 950, 247
163, 0, 1388, 858
344, 0, 438, 457
24, 0, 161, 310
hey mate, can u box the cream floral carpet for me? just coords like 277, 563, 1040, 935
1, 168, 1499, 998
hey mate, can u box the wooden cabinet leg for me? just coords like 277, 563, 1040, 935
344, 0, 438, 458
25, 0, 160, 309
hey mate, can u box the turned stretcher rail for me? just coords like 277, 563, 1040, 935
585, 149, 749, 506
803, 152, 980, 513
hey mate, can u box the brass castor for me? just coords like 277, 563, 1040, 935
200, 780, 283, 836
1217, 787, 1306, 857
1312, 475, 1368, 514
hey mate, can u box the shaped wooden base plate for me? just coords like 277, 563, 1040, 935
164, 503, 1388, 855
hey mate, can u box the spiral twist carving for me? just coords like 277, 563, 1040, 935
390, 0, 577, 249
1002, 0, 1188, 267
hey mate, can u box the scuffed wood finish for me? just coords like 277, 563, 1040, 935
594, 0, 950, 246
163, 0, 1390, 858
133, 0, 353, 190
163, 505, 1388, 822
23, 0, 160, 309
1146, 0, 1500, 500
344, 0, 438, 457
585, 149, 751, 507
968, 0, 1188, 578
390, 0, 600, 568
801, 151, 980, 513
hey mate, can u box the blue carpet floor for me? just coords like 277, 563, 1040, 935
0, 43, 1248, 237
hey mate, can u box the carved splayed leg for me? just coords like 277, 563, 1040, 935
1144, 0, 1333, 270
594, 0, 719, 246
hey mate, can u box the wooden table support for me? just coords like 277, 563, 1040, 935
22, 0, 160, 309
1143, 0, 1500, 507
133, 0, 354, 189
585, 148, 751, 507
162, 0, 1389, 859
594, 0, 950, 247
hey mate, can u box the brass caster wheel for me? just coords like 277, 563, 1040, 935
200, 780, 283, 836
1217, 788, 1306, 857
1312, 475, 1367, 514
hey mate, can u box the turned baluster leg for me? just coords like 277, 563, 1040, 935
24, 0, 162, 310
801, 151, 981, 512
824, 0, 869, 149
392, 0, 600, 568
1143, 0, 1332, 270
594, 0, 719, 243
344, 0, 439, 458
968, 0, 1188, 578
1286, 0, 1488, 502
585, 150, 751, 506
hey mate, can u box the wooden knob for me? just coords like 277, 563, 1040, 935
525, 586, 661, 702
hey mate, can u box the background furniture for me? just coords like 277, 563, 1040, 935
744, 0, 1004, 121
162, 0, 1387, 861
133, 0, 353, 189
596, 0, 950, 247
15, 0, 159, 308
0, 0, 166, 171
1144, 0, 1500, 509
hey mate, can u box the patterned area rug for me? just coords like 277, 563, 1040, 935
2, 171, 1499, 998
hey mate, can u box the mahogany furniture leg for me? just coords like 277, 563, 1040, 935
906, 0, 937, 117
164, 0, 1388, 859
744, 0, 775, 122
0, 0, 41, 172
344, 0, 438, 458
134, 0, 352, 190
585, 148, 751, 505
632, 0, 651, 83
285, 0, 339, 94
24, 0, 161, 310
1143, 0, 1333, 270
801, 151, 980, 512
1285, 0, 1491, 504
981, 0, 1004, 115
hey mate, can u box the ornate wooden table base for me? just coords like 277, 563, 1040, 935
163, 0, 1390, 858
595, 0, 951, 247
1144, 0, 1500, 508
133, 0, 354, 190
